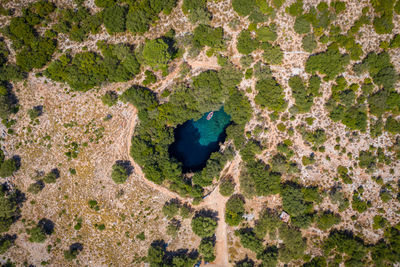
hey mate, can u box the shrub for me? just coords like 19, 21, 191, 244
27, 226, 47, 243
316, 211, 341, 230
256, 25, 277, 42
103, 5, 126, 34
193, 24, 224, 49
191, 215, 217, 238
255, 78, 287, 112
0, 236, 12, 254
235, 229, 263, 253
182, 0, 211, 23
0, 188, 18, 233
27, 181, 44, 194
302, 34, 317, 52
237, 30, 259, 55
294, 15, 310, 34
219, 177, 235, 196
142, 39, 172, 70
162, 200, 180, 219
262, 43, 283, 65
142, 70, 157, 85
225, 194, 245, 226
111, 162, 129, 184
305, 45, 350, 80
43, 170, 58, 184
95, 0, 115, 8
199, 238, 215, 262
101, 91, 118, 107
373, 14, 394, 34
0, 159, 17, 178
385, 116, 400, 134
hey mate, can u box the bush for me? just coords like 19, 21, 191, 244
235, 229, 263, 253
103, 5, 126, 34
0, 159, 17, 178
162, 200, 180, 219
294, 15, 310, 34
182, 0, 211, 23
256, 25, 277, 42
302, 34, 317, 52
27, 226, 47, 243
95, 0, 115, 8
225, 194, 245, 226
262, 43, 283, 65
142, 38, 172, 71
0, 236, 12, 254
255, 78, 287, 112
193, 24, 224, 49
43, 170, 59, 183
191, 215, 217, 238
232, 0, 255, 16
111, 162, 129, 184
101, 91, 118, 107
142, 70, 157, 85
373, 14, 394, 34
27, 181, 44, 194
0, 188, 18, 233
385, 116, 400, 134
219, 177, 235, 196
305, 45, 350, 80
199, 238, 215, 262
237, 30, 259, 55
316, 211, 341, 230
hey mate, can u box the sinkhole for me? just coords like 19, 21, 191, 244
169, 107, 231, 172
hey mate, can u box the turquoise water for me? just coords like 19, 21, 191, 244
169, 107, 231, 172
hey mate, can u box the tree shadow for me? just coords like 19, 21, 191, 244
50, 168, 60, 178
115, 160, 134, 176
11, 155, 21, 171
38, 218, 54, 235
69, 242, 83, 252
32, 105, 44, 116
195, 209, 219, 221
235, 256, 255, 266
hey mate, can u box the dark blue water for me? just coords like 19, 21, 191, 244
169, 107, 231, 172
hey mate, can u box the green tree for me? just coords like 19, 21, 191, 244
27, 226, 47, 243
191, 215, 217, 238
316, 211, 341, 230
103, 5, 126, 34
193, 24, 224, 49
101, 91, 118, 107
111, 162, 129, 184
237, 30, 259, 55
162, 200, 180, 219
0, 159, 17, 178
255, 78, 287, 112
219, 177, 235, 197
142, 39, 172, 70
225, 194, 245, 226
0, 189, 18, 233
199, 238, 215, 262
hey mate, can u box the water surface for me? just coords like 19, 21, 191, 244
169, 107, 231, 172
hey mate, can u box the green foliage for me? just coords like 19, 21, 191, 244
219, 177, 235, 197
193, 24, 224, 49
329, 188, 349, 211
294, 15, 310, 34
101, 91, 118, 107
281, 183, 318, 228
191, 214, 217, 238
236, 229, 263, 253
358, 150, 376, 170
0, 236, 12, 254
182, 0, 211, 24
331, 1, 346, 13
0, 159, 17, 178
278, 224, 306, 262
45, 43, 140, 91
255, 78, 287, 112
95, 0, 115, 8
111, 162, 129, 184
120, 85, 157, 111
302, 34, 317, 53
0, 188, 18, 233
103, 5, 126, 34
225, 194, 245, 226
142, 70, 157, 86
262, 43, 283, 65
240, 160, 280, 197
224, 89, 251, 125
52, 7, 102, 42
142, 38, 172, 71
256, 25, 277, 42
43, 170, 58, 184
237, 30, 259, 55
316, 211, 341, 231
27, 181, 44, 194
351, 193, 368, 213
286, 0, 303, 16
289, 75, 320, 113
126, 0, 177, 34
162, 200, 180, 219
305, 45, 350, 80
147, 241, 197, 266
323, 231, 368, 266
199, 238, 215, 262
254, 209, 282, 239
385, 116, 400, 134
27, 226, 47, 243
